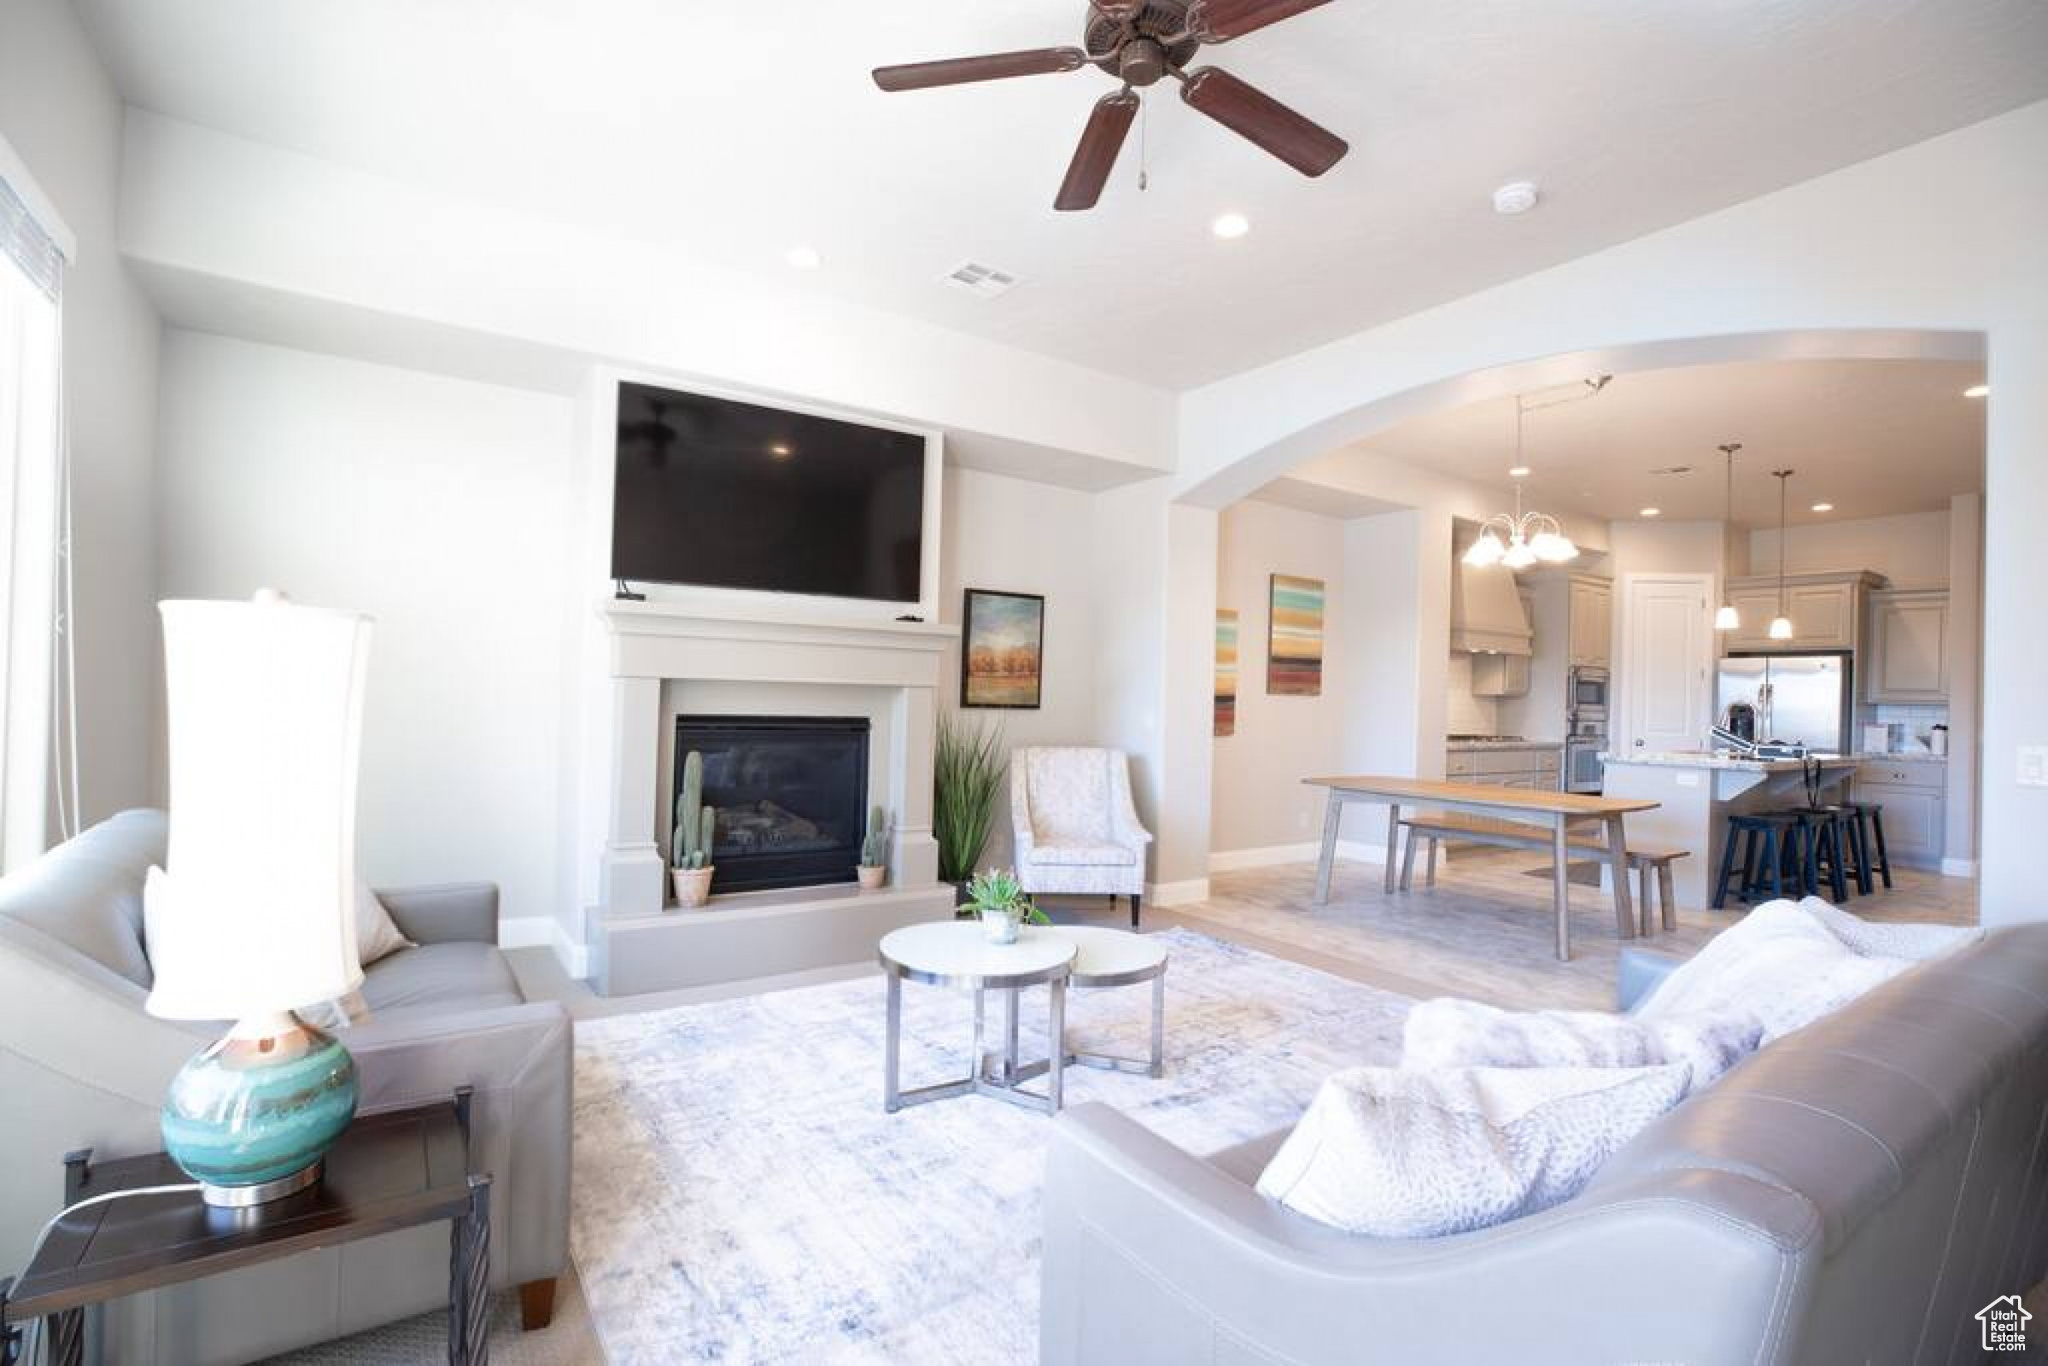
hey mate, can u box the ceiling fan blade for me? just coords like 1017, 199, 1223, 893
872, 47, 1087, 93
1055, 92, 1140, 211
1179, 66, 1348, 176
1192, 0, 1334, 41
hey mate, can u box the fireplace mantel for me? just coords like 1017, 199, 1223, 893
591, 596, 958, 988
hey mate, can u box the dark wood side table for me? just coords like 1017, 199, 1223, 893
0, 1090, 491, 1366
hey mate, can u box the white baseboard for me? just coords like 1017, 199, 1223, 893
1208, 842, 1322, 872
501, 915, 590, 978
1146, 877, 1211, 908
1941, 857, 1979, 879
1209, 840, 1391, 872
552, 920, 591, 979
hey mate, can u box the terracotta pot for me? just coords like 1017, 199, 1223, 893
856, 865, 887, 891
671, 866, 715, 910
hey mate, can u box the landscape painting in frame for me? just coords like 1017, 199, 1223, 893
1267, 574, 1324, 697
1215, 610, 1239, 736
961, 589, 1045, 709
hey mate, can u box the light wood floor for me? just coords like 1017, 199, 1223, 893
1155, 846, 1979, 1012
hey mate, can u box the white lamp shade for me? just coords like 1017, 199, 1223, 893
1714, 604, 1741, 631
1768, 615, 1795, 641
1462, 531, 1505, 567
146, 595, 374, 1021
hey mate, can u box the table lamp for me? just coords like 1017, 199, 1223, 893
145, 590, 374, 1207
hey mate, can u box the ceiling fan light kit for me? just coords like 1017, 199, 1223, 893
872, 0, 1347, 212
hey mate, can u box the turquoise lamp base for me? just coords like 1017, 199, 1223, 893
162, 1011, 360, 1207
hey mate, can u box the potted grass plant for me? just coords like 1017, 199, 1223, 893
962, 868, 1048, 945
934, 713, 1006, 903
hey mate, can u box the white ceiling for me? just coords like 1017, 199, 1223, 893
1318, 358, 1986, 528
75, 0, 2048, 389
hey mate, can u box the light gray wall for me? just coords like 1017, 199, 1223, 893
1750, 509, 1952, 588
939, 467, 1102, 871
154, 331, 579, 930
0, 0, 162, 830
1211, 499, 1346, 855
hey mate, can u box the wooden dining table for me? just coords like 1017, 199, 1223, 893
1303, 775, 1662, 961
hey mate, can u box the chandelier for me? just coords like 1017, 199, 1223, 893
1462, 378, 1609, 570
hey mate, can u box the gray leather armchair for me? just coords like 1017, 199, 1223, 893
1043, 923, 2048, 1365
0, 811, 573, 1366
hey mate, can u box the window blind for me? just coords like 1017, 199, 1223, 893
0, 174, 63, 302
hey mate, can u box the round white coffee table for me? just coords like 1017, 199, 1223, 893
877, 922, 1075, 1114
1055, 926, 1169, 1079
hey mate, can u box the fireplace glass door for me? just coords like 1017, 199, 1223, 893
672, 715, 870, 893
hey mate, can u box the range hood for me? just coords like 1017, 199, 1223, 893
1451, 527, 1533, 656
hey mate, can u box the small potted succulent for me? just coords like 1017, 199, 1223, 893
857, 806, 890, 891
962, 867, 1047, 946
670, 751, 717, 910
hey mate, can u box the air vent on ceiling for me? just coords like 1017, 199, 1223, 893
943, 261, 1020, 298
1649, 465, 1696, 476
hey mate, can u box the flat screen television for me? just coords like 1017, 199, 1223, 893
611, 381, 928, 603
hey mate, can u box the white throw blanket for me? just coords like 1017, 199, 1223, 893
1402, 999, 1760, 1096
1637, 897, 1978, 1043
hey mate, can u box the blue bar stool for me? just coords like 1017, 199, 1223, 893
1715, 812, 1810, 908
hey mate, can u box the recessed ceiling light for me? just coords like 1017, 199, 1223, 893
1508, 465, 1532, 478
1492, 181, 1540, 216
785, 246, 821, 270
1640, 507, 1662, 518
1212, 212, 1251, 240
1964, 384, 1989, 399
768, 443, 794, 459
1811, 502, 1834, 513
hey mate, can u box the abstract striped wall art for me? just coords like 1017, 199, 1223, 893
1266, 574, 1324, 696
1215, 610, 1239, 736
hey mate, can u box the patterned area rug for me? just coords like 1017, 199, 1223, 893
569, 928, 1414, 1364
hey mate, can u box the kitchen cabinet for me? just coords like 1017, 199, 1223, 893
1470, 652, 1531, 697
1853, 759, 1946, 868
1446, 745, 1563, 791
1568, 578, 1612, 669
1723, 571, 1881, 651
1865, 589, 1950, 703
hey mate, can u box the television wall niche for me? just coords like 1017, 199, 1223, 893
611, 381, 927, 603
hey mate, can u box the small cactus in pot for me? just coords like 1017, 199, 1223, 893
857, 806, 891, 890
670, 751, 717, 909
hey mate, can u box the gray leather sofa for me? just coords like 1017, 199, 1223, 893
1043, 925, 2048, 1365
0, 810, 573, 1365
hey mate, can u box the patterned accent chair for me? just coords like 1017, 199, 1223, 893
1010, 747, 1152, 927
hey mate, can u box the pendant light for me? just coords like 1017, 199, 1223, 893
1714, 443, 1743, 631
1463, 392, 1582, 569
1768, 469, 1795, 641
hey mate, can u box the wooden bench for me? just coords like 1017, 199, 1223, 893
1399, 813, 1688, 936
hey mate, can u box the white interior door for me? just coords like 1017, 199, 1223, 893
1623, 574, 1712, 755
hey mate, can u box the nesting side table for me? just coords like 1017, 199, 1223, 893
879, 922, 1075, 1114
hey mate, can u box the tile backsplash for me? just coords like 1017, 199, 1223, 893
1856, 702, 1949, 753
1446, 654, 1500, 737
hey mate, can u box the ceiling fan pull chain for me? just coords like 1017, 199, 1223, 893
1139, 98, 1150, 191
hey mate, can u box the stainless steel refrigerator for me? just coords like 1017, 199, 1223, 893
1716, 652, 1853, 754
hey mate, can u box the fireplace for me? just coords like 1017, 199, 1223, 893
673, 715, 871, 894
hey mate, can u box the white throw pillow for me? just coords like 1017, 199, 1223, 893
1401, 998, 1761, 1096
355, 879, 413, 967
1256, 1063, 1691, 1237
1637, 899, 1913, 1042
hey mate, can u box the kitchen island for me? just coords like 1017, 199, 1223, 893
1600, 752, 1859, 908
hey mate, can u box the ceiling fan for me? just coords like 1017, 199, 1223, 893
872, 0, 1348, 211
